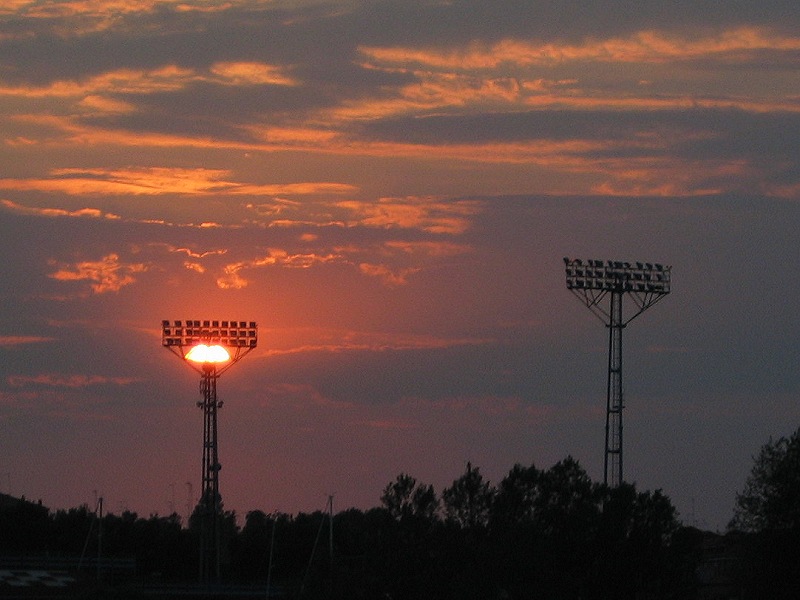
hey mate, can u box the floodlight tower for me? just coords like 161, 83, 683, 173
162, 319, 258, 582
563, 258, 670, 487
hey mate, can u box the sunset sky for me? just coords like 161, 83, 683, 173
1, 0, 799, 531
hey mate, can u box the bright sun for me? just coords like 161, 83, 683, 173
185, 344, 231, 363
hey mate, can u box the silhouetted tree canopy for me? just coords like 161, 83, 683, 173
491, 462, 539, 526
442, 461, 494, 528
726, 428, 800, 600
730, 426, 800, 532
380, 473, 438, 522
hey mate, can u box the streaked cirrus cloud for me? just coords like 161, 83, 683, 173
0, 167, 355, 197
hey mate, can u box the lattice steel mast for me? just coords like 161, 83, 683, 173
564, 258, 670, 487
162, 319, 258, 582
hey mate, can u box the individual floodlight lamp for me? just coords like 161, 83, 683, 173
161, 319, 258, 583
563, 258, 671, 488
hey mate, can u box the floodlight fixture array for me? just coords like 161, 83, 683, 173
161, 319, 258, 583
162, 320, 257, 370
563, 258, 671, 488
564, 259, 670, 323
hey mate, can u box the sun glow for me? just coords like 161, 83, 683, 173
185, 344, 230, 363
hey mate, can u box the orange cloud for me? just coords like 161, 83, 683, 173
184, 262, 206, 273
77, 94, 135, 114
242, 197, 485, 233
0, 61, 293, 104
216, 249, 343, 289
342, 26, 800, 123
0, 167, 356, 197
585, 156, 761, 197
358, 262, 420, 286
48, 253, 148, 294
330, 63, 798, 123
0, 65, 197, 99
203, 232, 470, 291
384, 240, 474, 257
232, 182, 357, 195
260, 326, 492, 356
336, 197, 481, 234
521, 92, 800, 114
6, 373, 139, 388
359, 27, 800, 70
0, 167, 228, 195
245, 126, 340, 144
161, 245, 228, 259
4, 0, 247, 21
4, 113, 252, 150
0, 199, 121, 219
328, 72, 525, 120
6, 101, 793, 203
0, 336, 54, 347
210, 61, 297, 86
1, 22, 792, 202
766, 182, 800, 199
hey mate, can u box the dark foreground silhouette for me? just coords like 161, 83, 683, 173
2, 456, 798, 599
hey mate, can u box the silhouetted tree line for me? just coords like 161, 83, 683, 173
3, 444, 800, 599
